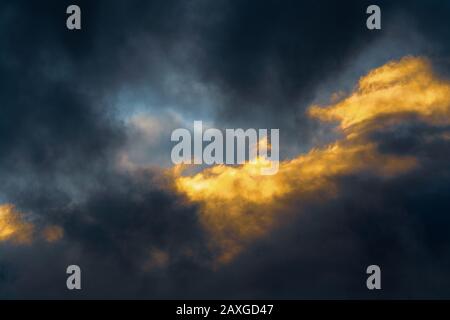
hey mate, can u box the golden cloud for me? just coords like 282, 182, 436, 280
0, 204, 64, 245
172, 57, 450, 264
309, 56, 450, 132
0, 204, 34, 244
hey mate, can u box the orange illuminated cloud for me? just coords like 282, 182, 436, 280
309, 56, 450, 132
0, 204, 34, 244
0, 204, 64, 245
172, 56, 450, 264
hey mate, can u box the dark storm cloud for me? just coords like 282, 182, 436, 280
1, 0, 450, 299
0, 0, 388, 163
0, 0, 196, 208
194, 1, 375, 112
1, 170, 212, 299
0, 0, 212, 298
1, 0, 445, 169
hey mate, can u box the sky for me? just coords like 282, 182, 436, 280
1, 0, 450, 298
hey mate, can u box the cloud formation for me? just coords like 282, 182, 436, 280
0, 205, 34, 244
1, 0, 450, 299
175, 57, 446, 264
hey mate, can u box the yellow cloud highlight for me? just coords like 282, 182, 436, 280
175, 141, 416, 264
174, 56, 450, 264
0, 204, 64, 245
309, 56, 450, 131
0, 204, 34, 244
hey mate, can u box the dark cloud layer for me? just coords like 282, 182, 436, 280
1, 0, 450, 299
